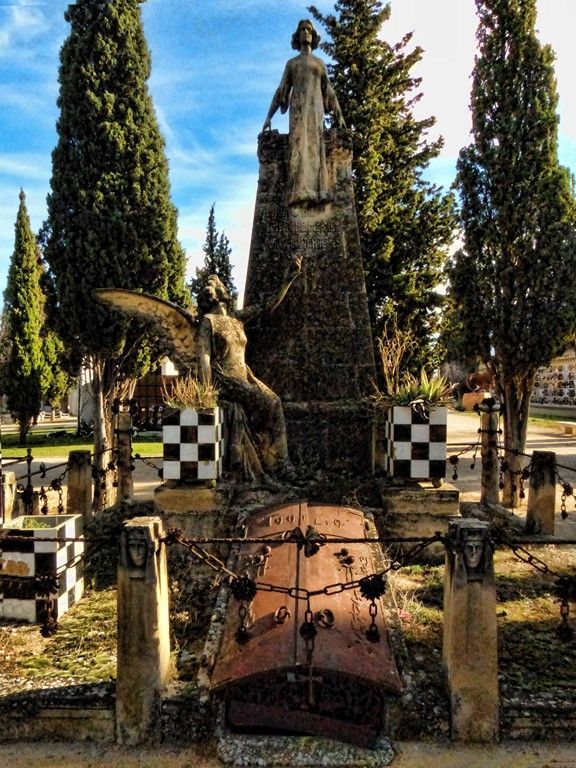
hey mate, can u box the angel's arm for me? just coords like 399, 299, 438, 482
238, 255, 302, 323
197, 317, 213, 386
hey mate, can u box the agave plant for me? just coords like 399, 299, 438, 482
373, 369, 450, 413
162, 375, 219, 411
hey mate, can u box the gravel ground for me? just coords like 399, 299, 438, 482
0, 740, 575, 768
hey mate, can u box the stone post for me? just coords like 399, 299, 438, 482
443, 518, 498, 742
478, 400, 500, 505
116, 412, 134, 501
116, 517, 170, 745
1, 471, 16, 524
67, 450, 93, 527
526, 450, 556, 535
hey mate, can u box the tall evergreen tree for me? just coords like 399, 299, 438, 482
451, 0, 576, 506
43, 0, 186, 505
3, 191, 45, 444
190, 203, 237, 302
309, 1, 455, 373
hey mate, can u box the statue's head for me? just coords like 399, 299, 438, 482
198, 275, 232, 313
291, 19, 320, 51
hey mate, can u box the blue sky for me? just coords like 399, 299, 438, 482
1, 0, 576, 303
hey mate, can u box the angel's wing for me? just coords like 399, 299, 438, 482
94, 288, 198, 370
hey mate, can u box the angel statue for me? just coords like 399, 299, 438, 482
95, 256, 302, 483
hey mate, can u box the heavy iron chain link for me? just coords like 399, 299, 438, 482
163, 527, 445, 607
557, 472, 574, 521
133, 453, 163, 479
499, 454, 531, 500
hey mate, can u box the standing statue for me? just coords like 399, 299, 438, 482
95, 257, 301, 483
262, 18, 346, 207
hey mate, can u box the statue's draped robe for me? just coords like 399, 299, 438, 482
275, 52, 339, 206
201, 313, 289, 477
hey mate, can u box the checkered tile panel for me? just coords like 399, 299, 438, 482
383, 406, 447, 481
163, 406, 224, 482
0, 514, 84, 622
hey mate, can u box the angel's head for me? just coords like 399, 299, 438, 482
198, 274, 232, 313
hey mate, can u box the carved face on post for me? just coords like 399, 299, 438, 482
127, 529, 149, 569
462, 531, 484, 570
460, 527, 489, 580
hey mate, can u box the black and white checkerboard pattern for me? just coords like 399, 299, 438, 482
163, 406, 224, 482
0, 514, 84, 623
383, 405, 447, 481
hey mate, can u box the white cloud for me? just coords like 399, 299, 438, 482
0, 2, 48, 56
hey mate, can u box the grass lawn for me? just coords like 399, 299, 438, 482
0, 424, 162, 459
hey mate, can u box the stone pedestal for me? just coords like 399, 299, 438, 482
244, 130, 375, 471
154, 483, 222, 539
526, 450, 556, 535
116, 517, 170, 746
66, 450, 92, 526
1, 471, 17, 524
443, 519, 498, 742
378, 480, 459, 561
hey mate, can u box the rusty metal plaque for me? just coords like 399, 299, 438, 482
209, 502, 401, 746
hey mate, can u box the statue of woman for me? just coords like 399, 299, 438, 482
262, 18, 345, 208
197, 258, 302, 480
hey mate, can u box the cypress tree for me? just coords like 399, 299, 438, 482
451, 0, 576, 506
43, 0, 186, 505
3, 191, 45, 444
309, 0, 455, 372
190, 204, 237, 303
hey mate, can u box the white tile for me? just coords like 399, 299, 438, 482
3, 598, 37, 622
180, 443, 198, 462
34, 540, 58, 554
429, 407, 447, 425
1, 552, 35, 576
180, 408, 199, 427
393, 442, 412, 460
163, 462, 181, 480
197, 461, 218, 480
411, 460, 430, 478
412, 425, 430, 442
392, 406, 413, 424
198, 425, 218, 443
163, 426, 181, 443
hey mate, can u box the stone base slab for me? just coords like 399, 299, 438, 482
378, 480, 460, 562
153, 484, 222, 539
